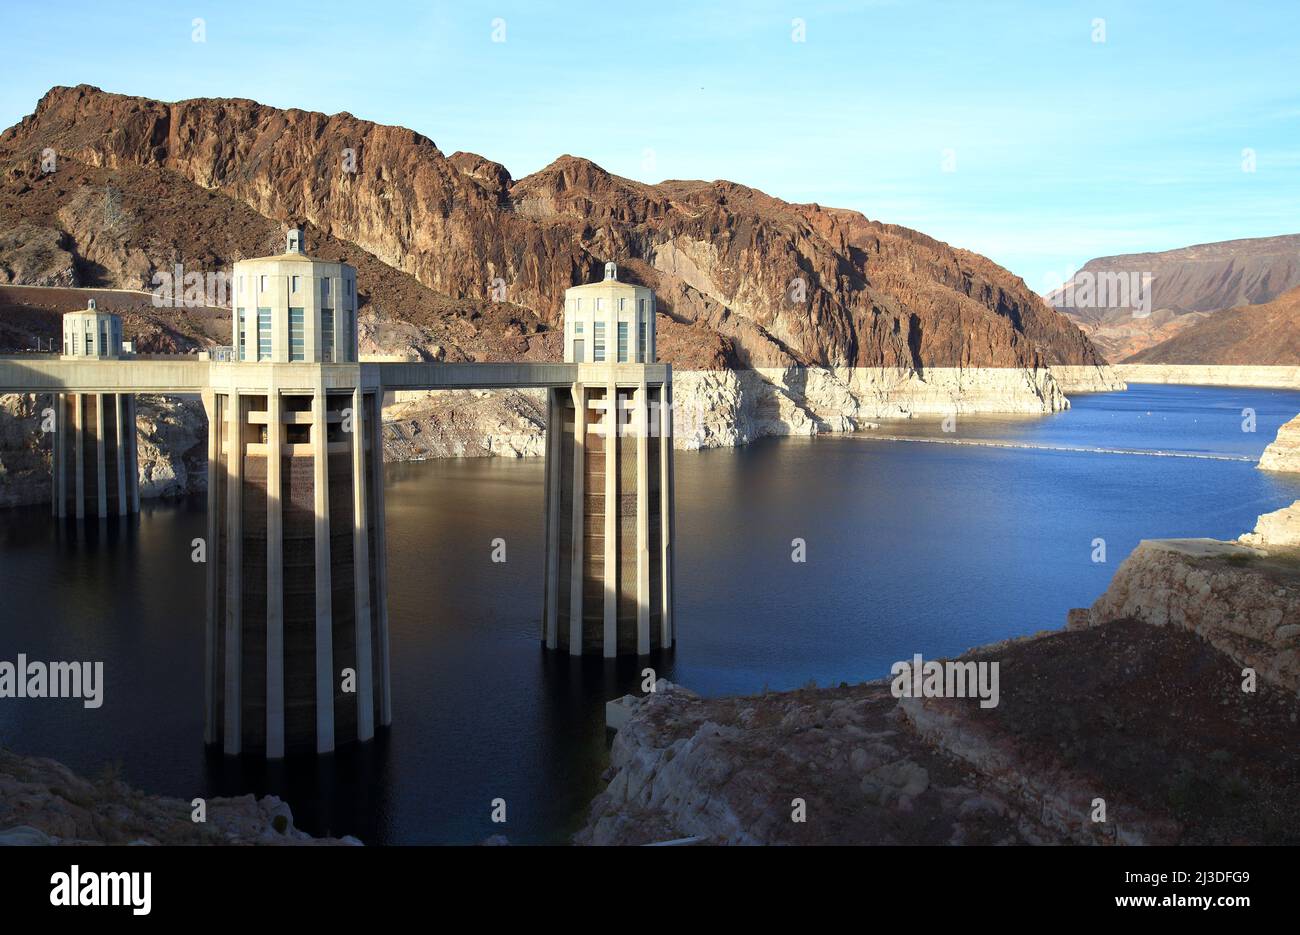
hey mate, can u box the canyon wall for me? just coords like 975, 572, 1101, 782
0, 85, 1108, 377
1113, 364, 1300, 389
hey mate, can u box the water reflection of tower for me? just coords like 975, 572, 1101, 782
205, 227, 389, 758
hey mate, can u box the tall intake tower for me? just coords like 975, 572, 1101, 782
542, 262, 675, 656
204, 228, 390, 757
53, 299, 139, 518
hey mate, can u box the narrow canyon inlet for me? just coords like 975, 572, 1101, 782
3, 384, 1298, 843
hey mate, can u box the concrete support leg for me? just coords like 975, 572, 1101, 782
265, 389, 285, 759
202, 390, 218, 746
660, 379, 674, 648
603, 381, 617, 659
223, 393, 243, 755
73, 393, 84, 520
127, 395, 139, 514
543, 388, 561, 650
369, 395, 392, 727
94, 393, 107, 519
311, 386, 335, 754
54, 393, 66, 518
635, 381, 650, 655
351, 388, 375, 743
568, 383, 585, 656
115, 395, 127, 517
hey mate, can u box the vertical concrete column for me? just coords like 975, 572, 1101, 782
603, 380, 618, 658
543, 388, 561, 650
114, 395, 127, 517
265, 388, 285, 759
202, 390, 219, 746
368, 392, 392, 726
127, 395, 140, 514
350, 387, 375, 743
660, 379, 674, 648
50, 394, 58, 517
568, 383, 586, 656
311, 385, 335, 753
223, 392, 243, 754
94, 393, 107, 518
54, 393, 66, 518
73, 393, 84, 520
635, 381, 650, 655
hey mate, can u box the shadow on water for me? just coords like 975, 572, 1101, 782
199, 647, 672, 843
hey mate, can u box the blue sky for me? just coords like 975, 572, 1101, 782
3, 0, 1297, 293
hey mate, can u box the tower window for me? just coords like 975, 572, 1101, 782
593, 321, 605, 362
572, 338, 584, 362
289, 307, 305, 361
617, 321, 628, 362
291, 275, 300, 293
238, 308, 247, 360
322, 278, 331, 300
259, 275, 268, 292
574, 322, 583, 335
638, 318, 647, 363
322, 308, 334, 362
257, 307, 272, 360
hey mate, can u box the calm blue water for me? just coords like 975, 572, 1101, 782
2, 383, 1299, 843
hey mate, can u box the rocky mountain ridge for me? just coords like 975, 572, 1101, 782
0, 84, 1106, 374
1051, 234, 1300, 362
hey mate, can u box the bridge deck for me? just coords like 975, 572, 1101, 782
0, 357, 670, 394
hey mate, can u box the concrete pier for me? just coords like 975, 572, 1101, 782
204, 375, 389, 756
541, 263, 675, 656
541, 379, 673, 656
203, 231, 390, 757
50, 301, 139, 519
53, 391, 138, 519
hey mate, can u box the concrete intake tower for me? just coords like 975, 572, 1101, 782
542, 263, 676, 657
204, 229, 389, 757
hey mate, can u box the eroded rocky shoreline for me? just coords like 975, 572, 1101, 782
577, 505, 1300, 845
0, 748, 355, 845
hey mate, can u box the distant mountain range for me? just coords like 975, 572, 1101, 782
1048, 234, 1300, 363
1126, 285, 1300, 365
0, 84, 1104, 372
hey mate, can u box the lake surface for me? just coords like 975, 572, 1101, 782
3, 383, 1299, 843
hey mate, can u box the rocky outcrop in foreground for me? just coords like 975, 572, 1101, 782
1259, 414, 1300, 474
0, 747, 355, 845
579, 508, 1300, 845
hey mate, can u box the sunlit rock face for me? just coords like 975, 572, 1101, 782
1259, 414, 1300, 475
